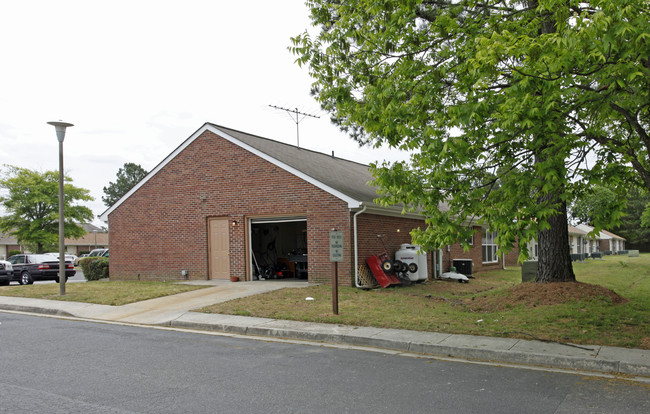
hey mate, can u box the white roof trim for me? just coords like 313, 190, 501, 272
575, 224, 610, 240
99, 124, 362, 221
357, 204, 423, 220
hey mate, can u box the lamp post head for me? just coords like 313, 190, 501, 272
47, 121, 74, 143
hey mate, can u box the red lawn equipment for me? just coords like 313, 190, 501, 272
365, 235, 416, 288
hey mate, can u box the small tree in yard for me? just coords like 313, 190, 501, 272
0, 165, 94, 253
293, 0, 650, 282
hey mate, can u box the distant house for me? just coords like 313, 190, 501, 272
576, 224, 626, 254
0, 224, 107, 259
526, 225, 624, 260
0, 233, 21, 260
526, 224, 626, 258
568, 226, 589, 255
66, 224, 109, 255
99, 123, 518, 285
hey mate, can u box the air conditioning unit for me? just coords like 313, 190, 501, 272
570, 253, 586, 262
522, 260, 537, 282
452, 259, 473, 276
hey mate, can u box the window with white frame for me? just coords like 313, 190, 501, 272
482, 229, 498, 263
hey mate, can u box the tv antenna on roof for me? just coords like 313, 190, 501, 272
269, 104, 320, 148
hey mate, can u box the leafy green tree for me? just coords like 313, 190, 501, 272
570, 186, 625, 229
102, 163, 148, 207
641, 204, 650, 229
0, 165, 94, 253
293, 0, 649, 282
614, 188, 650, 251
572, 185, 650, 250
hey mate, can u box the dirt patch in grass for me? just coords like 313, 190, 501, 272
640, 336, 650, 349
467, 281, 627, 312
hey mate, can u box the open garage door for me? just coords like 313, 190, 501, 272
249, 217, 307, 280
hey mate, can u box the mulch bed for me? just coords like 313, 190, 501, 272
465, 281, 627, 312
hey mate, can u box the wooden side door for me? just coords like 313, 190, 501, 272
208, 218, 230, 280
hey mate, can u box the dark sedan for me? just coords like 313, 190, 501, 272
6, 254, 76, 285
0, 260, 12, 286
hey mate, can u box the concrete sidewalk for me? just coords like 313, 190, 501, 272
0, 280, 648, 379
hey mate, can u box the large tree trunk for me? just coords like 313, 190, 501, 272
536, 198, 576, 283
530, 3, 574, 283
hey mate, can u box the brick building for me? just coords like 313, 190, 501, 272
100, 123, 517, 285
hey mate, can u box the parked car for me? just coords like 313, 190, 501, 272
75, 253, 89, 266
0, 260, 13, 286
45, 252, 79, 265
6, 254, 76, 285
88, 248, 109, 257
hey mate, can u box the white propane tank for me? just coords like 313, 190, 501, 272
395, 244, 419, 281
415, 246, 428, 281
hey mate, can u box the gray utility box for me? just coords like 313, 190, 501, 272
522, 261, 537, 282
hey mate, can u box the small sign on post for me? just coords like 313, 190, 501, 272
330, 231, 344, 262
330, 230, 343, 315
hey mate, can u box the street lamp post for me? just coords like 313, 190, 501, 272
48, 121, 74, 296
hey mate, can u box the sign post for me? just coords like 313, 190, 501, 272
329, 230, 343, 315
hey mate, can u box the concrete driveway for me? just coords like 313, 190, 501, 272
86, 279, 311, 324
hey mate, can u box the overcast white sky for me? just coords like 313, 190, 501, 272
0, 0, 409, 226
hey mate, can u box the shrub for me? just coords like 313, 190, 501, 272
8, 250, 22, 257
81, 257, 109, 281
78, 257, 93, 273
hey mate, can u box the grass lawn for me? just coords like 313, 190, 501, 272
0, 280, 207, 306
201, 253, 650, 349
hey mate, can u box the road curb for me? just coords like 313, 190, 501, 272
169, 315, 649, 378
3, 299, 648, 378
0, 303, 74, 318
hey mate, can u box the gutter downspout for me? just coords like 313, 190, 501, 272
432, 249, 437, 278
502, 252, 506, 270
353, 205, 368, 288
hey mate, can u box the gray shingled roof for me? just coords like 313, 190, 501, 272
100, 122, 429, 221
210, 123, 381, 204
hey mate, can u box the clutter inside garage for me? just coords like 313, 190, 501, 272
251, 219, 307, 280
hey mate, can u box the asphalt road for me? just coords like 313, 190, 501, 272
67, 268, 86, 282
1, 312, 648, 414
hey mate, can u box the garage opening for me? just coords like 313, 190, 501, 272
249, 217, 307, 281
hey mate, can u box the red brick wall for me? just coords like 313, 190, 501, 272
354, 221, 522, 280
2, 245, 21, 260
108, 130, 351, 283
439, 226, 520, 274
599, 239, 611, 252
443, 230, 482, 273
355, 213, 429, 278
